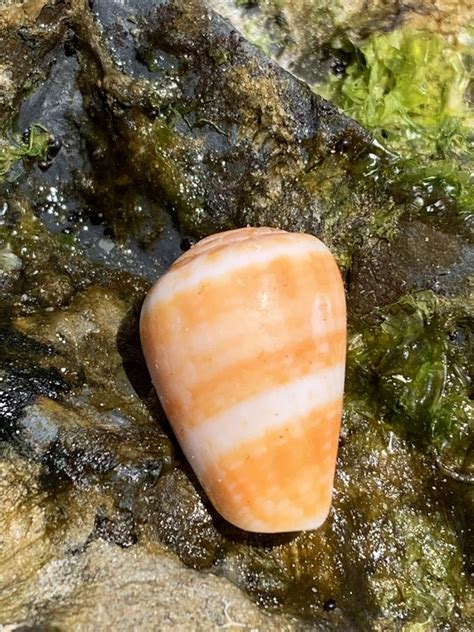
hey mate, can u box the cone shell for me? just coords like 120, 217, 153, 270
140, 227, 346, 533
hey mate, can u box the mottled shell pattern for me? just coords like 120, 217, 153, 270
140, 227, 346, 533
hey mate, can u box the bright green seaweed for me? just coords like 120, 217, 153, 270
317, 28, 472, 157
316, 27, 474, 218
0, 124, 51, 180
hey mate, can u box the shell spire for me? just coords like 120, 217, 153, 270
140, 227, 346, 533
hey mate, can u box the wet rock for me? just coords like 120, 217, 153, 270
0, 331, 69, 437
16, 396, 171, 492
68, 0, 409, 267
9, 280, 173, 496
15, 399, 59, 457
26, 268, 74, 307
0, 0, 67, 127
0, 200, 89, 310
13, 286, 135, 391
135, 468, 226, 569
0, 444, 312, 631
348, 220, 474, 316
334, 412, 467, 628
0, 241, 22, 291
94, 507, 138, 548
0, 447, 57, 622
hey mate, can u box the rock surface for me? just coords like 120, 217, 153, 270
209, 0, 474, 83
0, 0, 472, 630
3, 514, 310, 631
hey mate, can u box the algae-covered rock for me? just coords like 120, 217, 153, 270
0, 0, 472, 630
313, 25, 474, 234
1, 210, 174, 502
348, 220, 473, 314
67, 0, 413, 268
134, 468, 226, 569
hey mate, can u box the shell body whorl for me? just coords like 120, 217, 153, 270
140, 227, 346, 533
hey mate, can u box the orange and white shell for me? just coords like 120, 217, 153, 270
140, 227, 346, 533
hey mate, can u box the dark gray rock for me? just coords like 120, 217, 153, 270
348, 220, 474, 316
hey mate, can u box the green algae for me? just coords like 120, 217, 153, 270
0, 124, 51, 180
347, 291, 473, 462
316, 29, 472, 158
314, 27, 474, 221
